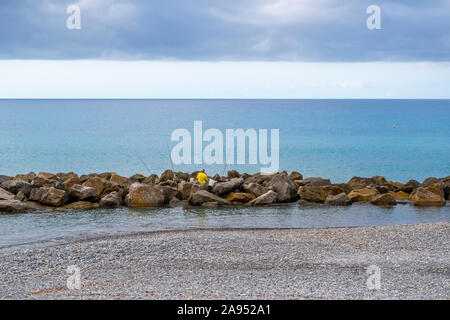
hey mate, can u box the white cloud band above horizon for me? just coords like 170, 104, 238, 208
0, 60, 449, 99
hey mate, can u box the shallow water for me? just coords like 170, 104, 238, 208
0, 203, 448, 250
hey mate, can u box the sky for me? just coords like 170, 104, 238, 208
0, 0, 449, 98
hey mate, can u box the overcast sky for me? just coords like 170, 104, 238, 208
0, 0, 449, 98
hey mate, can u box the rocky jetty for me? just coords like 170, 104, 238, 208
0, 170, 448, 213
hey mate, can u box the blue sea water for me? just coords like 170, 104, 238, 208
0, 99, 449, 249
0, 99, 449, 182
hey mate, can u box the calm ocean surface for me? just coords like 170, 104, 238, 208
0, 99, 449, 249
1, 99, 449, 182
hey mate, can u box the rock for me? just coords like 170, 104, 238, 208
69, 184, 97, 201
101, 180, 124, 198
211, 178, 244, 195
37, 172, 57, 180
0, 200, 43, 213
15, 172, 36, 182
37, 187, 68, 206
410, 187, 445, 206
325, 193, 352, 206
0, 175, 12, 184
348, 176, 387, 189
62, 174, 80, 191
298, 186, 329, 203
189, 190, 230, 206
388, 191, 410, 200
224, 192, 255, 204
248, 190, 278, 206
175, 172, 190, 181
243, 173, 273, 186
98, 172, 113, 180
265, 174, 298, 202
100, 191, 123, 208
58, 201, 99, 210
82, 177, 105, 197
298, 184, 352, 203
425, 183, 445, 198
289, 171, 303, 181
371, 193, 397, 206
243, 183, 270, 198
227, 170, 240, 178
14, 191, 26, 201
0, 179, 32, 196
125, 183, 165, 207
156, 185, 182, 204
439, 176, 450, 200
110, 173, 130, 187
31, 176, 54, 188
422, 177, 439, 187
201, 202, 219, 208
160, 169, 175, 182
129, 174, 146, 183
348, 188, 379, 202
169, 197, 184, 207
143, 174, 159, 185
0, 187, 15, 200
296, 177, 331, 187
402, 180, 421, 193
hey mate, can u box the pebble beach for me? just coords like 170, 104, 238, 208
0, 222, 448, 300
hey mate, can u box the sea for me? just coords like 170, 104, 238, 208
0, 99, 449, 249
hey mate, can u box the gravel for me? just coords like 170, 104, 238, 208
0, 223, 448, 299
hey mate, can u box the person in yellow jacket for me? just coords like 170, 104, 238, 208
197, 169, 207, 185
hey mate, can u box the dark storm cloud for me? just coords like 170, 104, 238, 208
0, 0, 448, 61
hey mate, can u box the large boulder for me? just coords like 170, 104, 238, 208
180, 182, 208, 200
156, 185, 182, 204
0, 187, 15, 200
82, 177, 106, 197
439, 176, 450, 200
422, 177, 439, 187
402, 180, 421, 193
129, 173, 146, 183
348, 176, 387, 189
211, 178, 244, 195
371, 193, 397, 206
160, 169, 175, 182
298, 184, 352, 203
388, 191, 410, 200
295, 177, 331, 187
0, 175, 12, 184
243, 183, 270, 198
348, 188, 379, 202
189, 190, 230, 206
224, 192, 255, 204
15, 172, 36, 183
227, 170, 240, 178
0, 179, 32, 196
100, 191, 123, 208
61, 174, 80, 191
0, 200, 43, 213
110, 173, 130, 187
324, 193, 352, 206
243, 173, 273, 186
125, 183, 165, 207
265, 174, 298, 202
248, 190, 278, 206
409, 187, 446, 206
425, 183, 445, 198
289, 171, 303, 181
37, 187, 69, 206
37, 172, 57, 180
69, 184, 97, 201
